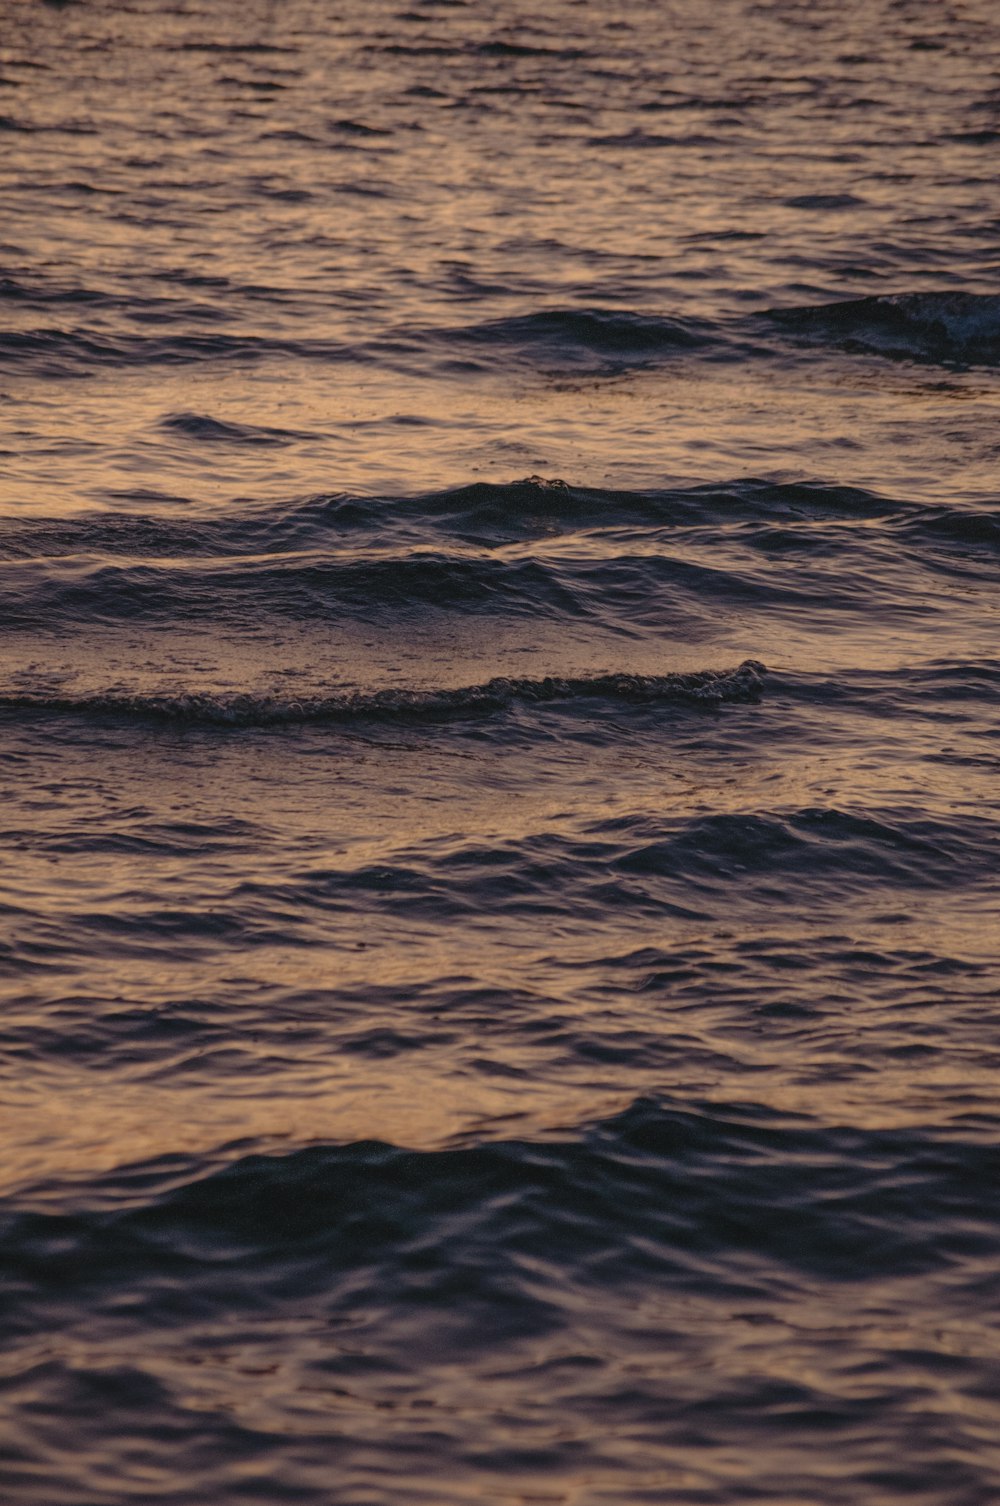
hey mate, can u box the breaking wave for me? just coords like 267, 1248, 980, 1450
0, 661, 766, 727
766, 292, 1000, 366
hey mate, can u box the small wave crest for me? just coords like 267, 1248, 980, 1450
440, 306, 714, 369
767, 291, 1000, 366
0, 326, 351, 376
160, 411, 316, 446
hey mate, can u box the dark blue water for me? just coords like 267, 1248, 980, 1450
2, 2, 999, 1502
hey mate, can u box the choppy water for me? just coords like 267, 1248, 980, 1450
2, 2, 999, 1502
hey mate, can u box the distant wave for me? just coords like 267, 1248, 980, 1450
0, 661, 765, 727
439, 307, 716, 368
766, 292, 1000, 366
0, 275, 119, 308
781, 192, 867, 210
4, 291, 999, 383
0, 326, 352, 376
160, 411, 317, 446
588, 128, 721, 149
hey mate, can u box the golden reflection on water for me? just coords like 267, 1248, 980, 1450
3, 4, 1000, 1502
0, 1071, 630, 1197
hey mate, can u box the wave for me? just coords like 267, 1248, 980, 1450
588, 128, 721, 149
777, 659, 1000, 713
6, 792, 991, 979
0, 275, 119, 309
0, 661, 766, 727
7, 472, 985, 638
1, 476, 904, 560
221, 801, 995, 937
8, 295, 999, 384
765, 291, 1000, 366
0, 533, 864, 629
0, 307, 717, 379
897, 506, 1000, 554
5, 1094, 998, 1506
782, 192, 867, 211
605, 804, 995, 895
439, 306, 716, 368
0, 326, 352, 376
5, 1096, 998, 1290
159, 411, 318, 446
473, 40, 588, 59
0, 552, 602, 627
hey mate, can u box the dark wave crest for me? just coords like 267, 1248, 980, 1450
0, 661, 766, 728
766, 292, 1000, 366
0, 476, 903, 559
440, 306, 716, 368
0, 326, 352, 377
6, 473, 990, 637
159, 411, 317, 446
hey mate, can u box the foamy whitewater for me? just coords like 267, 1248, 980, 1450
1, 1, 999, 1502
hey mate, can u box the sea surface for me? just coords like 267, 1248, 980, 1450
2, 1, 999, 1501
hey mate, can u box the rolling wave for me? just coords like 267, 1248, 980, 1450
766, 291, 1000, 366
3, 475, 989, 640
5, 294, 999, 382
0, 476, 905, 558
6, 1096, 998, 1287
0, 661, 766, 727
441, 306, 716, 367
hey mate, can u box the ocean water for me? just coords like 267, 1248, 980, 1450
2, 1, 999, 1501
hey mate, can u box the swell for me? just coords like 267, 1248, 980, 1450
4, 292, 1000, 383
444, 292, 1000, 374
4, 1098, 999, 1310
5, 293, 1000, 385
895, 506, 1000, 555
0, 307, 721, 379
773, 659, 1000, 712
3, 796, 991, 985
2, 477, 989, 637
6, 482, 993, 594
0, 544, 870, 631
0, 477, 906, 558
159, 411, 318, 446
5, 1099, 999, 1505
0, 661, 766, 727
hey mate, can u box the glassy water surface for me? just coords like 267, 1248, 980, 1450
1, 1, 999, 1501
